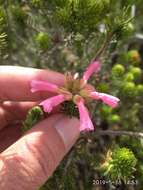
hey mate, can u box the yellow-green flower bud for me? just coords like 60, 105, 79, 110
111, 64, 125, 77
130, 67, 142, 80
122, 82, 136, 97
108, 114, 120, 124
123, 23, 134, 37
127, 50, 141, 65
136, 84, 143, 96
124, 72, 134, 82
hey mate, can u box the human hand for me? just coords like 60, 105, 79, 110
0, 66, 80, 190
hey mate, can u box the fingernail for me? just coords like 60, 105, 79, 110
55, 117, 80, 151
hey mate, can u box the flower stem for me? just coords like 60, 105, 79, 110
93, 32, 114, 61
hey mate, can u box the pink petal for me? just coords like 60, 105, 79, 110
76, 99, 94, 131
90, 92, 120, 108
31, 80, 59, 93
89, 91, 100, 100
83, 60, 101, 82
99, 93, 120, 108
40, 94, 65, 113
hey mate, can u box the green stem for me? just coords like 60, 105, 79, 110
93, 32, 114, 61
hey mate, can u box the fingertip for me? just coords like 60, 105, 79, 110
34, 69, 64, 87
0, 114, 80, 190
0, 66, 65, 101
54, 116, 80, 152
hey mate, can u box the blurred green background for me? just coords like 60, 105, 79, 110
1, 0, 143, 190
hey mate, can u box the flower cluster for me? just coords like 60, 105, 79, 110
31, 61, 120, 131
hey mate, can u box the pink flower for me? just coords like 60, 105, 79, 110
30, 59, 120, 132
83, 60, 101, 82
76, 98, 94, 131
90, 92, 120, 108
40, 94, 66, 113
31, 80, 58, 93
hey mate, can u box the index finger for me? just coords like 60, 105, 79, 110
0, 66, 64, 101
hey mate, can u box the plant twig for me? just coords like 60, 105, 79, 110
93, 32, 114, 61
96, 130, 143, 138
62, 148, 75, 177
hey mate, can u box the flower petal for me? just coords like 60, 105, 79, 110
89, 91, 100, 100
99, 93, 120, 108
40, 94, 65, 113
31, 80, 59, 93
83, 60, 101, 82
76, 99, 94, 131
90, 92, 120, 108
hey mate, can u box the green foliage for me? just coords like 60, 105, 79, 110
55, 0, 110, 33
1, 0, 143, 189
11, 5, 27, 25
62, 101, 79, 118
101, 105, 112, 119
23, 106, 44, 132
0, 7, 7, 54
102, 148, 137, 181
96, 83, 110, 93
0, 32, 7, 53
31, 0, 44, 7
35, 32, 50, 50
106, 5, 133, 39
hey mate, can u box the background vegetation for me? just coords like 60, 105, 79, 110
1, 0, 143, 189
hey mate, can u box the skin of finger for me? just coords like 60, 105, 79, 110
0, 114, 80, 190
0, 101, 37, 130
0, 114, 64, 190
0, 124, 22, 153
0, 66, 64, 101
0, 107, 8, 130
0, 102, 62, 149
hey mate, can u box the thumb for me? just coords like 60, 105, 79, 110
0, 114, 80, 190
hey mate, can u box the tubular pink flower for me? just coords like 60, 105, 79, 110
99, 93, 120, 108
30, 59, 120, 134
90, 92, 120, 108
82, 60, 101, 82
89, 91, 100, 100
76, 99, 94, 131
31, 80, 59, 93
40, 94, 65, 113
